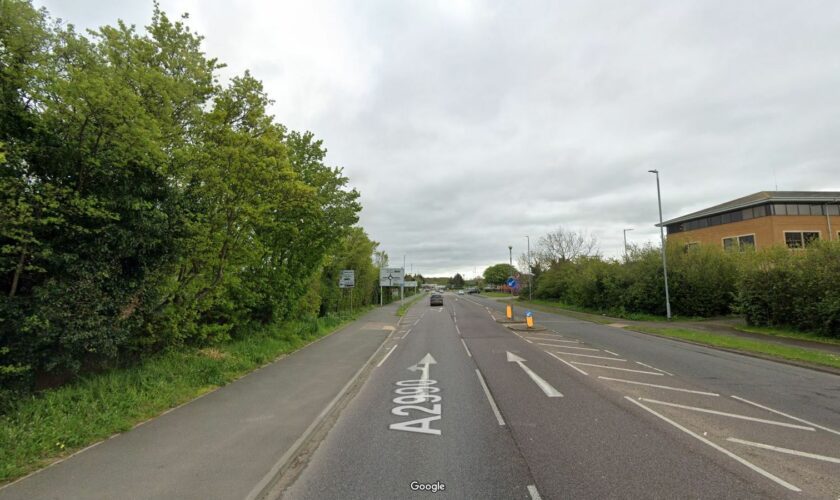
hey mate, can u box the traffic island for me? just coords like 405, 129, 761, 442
506, 323, 547, 332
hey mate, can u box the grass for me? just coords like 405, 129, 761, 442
396, 292, 426, 316
0, 309, 371, 485
513, 298, 706, 323
631, 326, 840, 371
482, 291, 515, 298
733, 324, 840, 346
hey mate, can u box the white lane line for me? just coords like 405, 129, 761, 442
527, 484, 543, 500
636, 361, 673, 376
638, 398, 815, 431
461, 338, 472, 357
597, 377, 720, 396
624, 397, 801, 492
475, 369, 505, 426
603, 349, 620, 357
546, 352, 589, 376
527, 338, 580, 344
414, 318, 421, 326
455, 324, 462, 336
507, 352, 563, 398
377, 345, 397, 367
537, 344, 599, 351
726, 437, 840, 464
569, 362, 663, 375
731, 395, 840, 437
400, 328, 412, 339
553, 351, 627, 361
513, 332, 533, 344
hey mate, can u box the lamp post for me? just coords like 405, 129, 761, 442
525, 235, 531, 301
623, 228, 634, 256
401, 254, 406, 305
508, 245, 513, 297
648, 170, 672, 319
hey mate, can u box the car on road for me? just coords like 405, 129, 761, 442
457, 290, 465, 295
429, 293, 443, 306
466, 287, 480, 294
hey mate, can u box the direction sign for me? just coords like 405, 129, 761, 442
404, 281, 418, 288
379, 267, 404, 287
339, 270, 355, 288
506, 277, 518, 288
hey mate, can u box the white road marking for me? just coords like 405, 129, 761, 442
527, 484, 543, 500
731, 395, 840, 437
635, 361, 673, 376
638, 398, 815, 431
537, 344, 599, 351
507, 352, 563, 397
597, 377, 720, 396
414, 318, 421, 326
455, 324, 462, 336
476, 369, 505, 425
569, 362, 663, 375
527, 337, 580, 344
400, 328, 412, 339
461, 338, 472, 357
513, 332, 533, 344
603, 349, 621, 357
547, 352, 589, 376
552, 351, 628, 361
624, 396, 801, 492
726, 437, 840, 464
377, 345, 397, 367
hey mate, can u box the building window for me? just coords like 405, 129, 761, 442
723, 234, 755, 252
785, 231, 820, 249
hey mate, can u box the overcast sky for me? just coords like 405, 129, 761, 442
39, 0, 840, 277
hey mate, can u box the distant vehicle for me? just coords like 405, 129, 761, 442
467, 287, 480, 294
457, 290, 465, 295
430, 293, 443, 306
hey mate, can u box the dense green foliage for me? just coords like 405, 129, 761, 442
483, 263, 517, 285
532, 241, 840, 337
0, 2, 383, 403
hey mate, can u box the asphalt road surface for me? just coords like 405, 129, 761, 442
285, 293, 840, 499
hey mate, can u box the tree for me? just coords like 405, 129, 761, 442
483, 263, 517, 285
449, 273, 465, 288
534, 226, 599, 268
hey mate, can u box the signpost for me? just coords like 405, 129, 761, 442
404, 281, 418, 288
380, 267, 405, 307
339, 270, 355, 316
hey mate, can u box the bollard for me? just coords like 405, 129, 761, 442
506, 304, 513, 320
526, 311, 533, 329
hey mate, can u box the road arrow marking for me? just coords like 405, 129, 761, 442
506, 352, 563, 397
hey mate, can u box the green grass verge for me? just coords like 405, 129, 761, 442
396, 292, 426, 316
631, 326, 840, 370
515, 298, 704, 322
733, 324, 840, 346
482, 291, 515, 298
0, 309, 371, 484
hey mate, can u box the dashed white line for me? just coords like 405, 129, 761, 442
527, 484, 543, 500
624, 397, 801, 492
476, 369, 505, 426
400, 328, 412, 339
596, 377, 720, 396
638, 398, 815, 431
603, 349, 621, 357
461, 338, 472, 357
731, 395, 840, 437
537, 344, 599, 351
635, 361, 673, 376
726, 437, 840, 464
568, 362, 663, 375
376, 345, 397, 367
455, 324, 462, 336
546, 352, 589, 376
553, 351, 628, 361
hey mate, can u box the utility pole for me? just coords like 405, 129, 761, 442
508, 245, 513, 297
623, 228, 634, 257
525, 235, 531, 301
648, 170, 672, 319
402, 254, 406, 305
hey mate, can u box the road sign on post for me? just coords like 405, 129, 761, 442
506, 277, 518, 288
379, 267, 404, 287
403, 281, 417, 288
339, 270, 355, 288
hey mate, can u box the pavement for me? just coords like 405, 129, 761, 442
4, 293, 839, 499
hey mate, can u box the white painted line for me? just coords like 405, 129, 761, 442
731, 395, 840, 437
461, 338, 472, 357
546, 352, 589, 376
569, 362, 663, 375
507, 352, 563, 397
537, 344, 599, 351
455, 324, 462, 336
513, 332, 533, 344
526, 337, 579, 344
726, 437, 840, 464
377, 345, 397, 367
636, 361, 673, 376
414, 318, 421, 326
553, 351, 627, 361
603, 349, 620, 357
597, 377, 720, 396
624, 397, 801, 492
638, 398, 815, 431
527, 484, 543, 500
400, 328, 412, 339
475, 369, 505, 426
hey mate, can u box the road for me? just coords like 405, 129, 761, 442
283, 293, 840, 499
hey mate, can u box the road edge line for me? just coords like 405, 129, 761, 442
475, 369, 505, 426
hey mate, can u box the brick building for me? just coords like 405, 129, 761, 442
662, 191, 840, 250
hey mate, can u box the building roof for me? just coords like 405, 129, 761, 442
660, 191, 840, 226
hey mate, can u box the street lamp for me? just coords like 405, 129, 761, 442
402, 254, 406, 305
508, 245, 513, 297
623, 228, 634, 256
525, 235, 531, 301
648, 170, 672, 319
